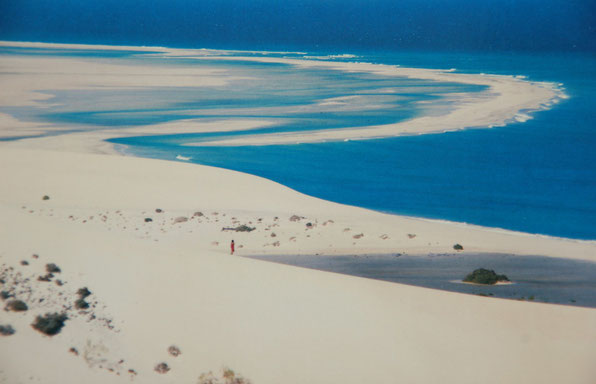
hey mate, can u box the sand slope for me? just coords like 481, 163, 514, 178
1, 147, 595, 384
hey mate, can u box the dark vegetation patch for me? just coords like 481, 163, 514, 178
42, 195, 50, 201
46, 263, 61, 273
144, 217, 153, 222
77, 287, 92, 298
463, 268, 509, 285
32, 312, 68, 335
38, 273, 53, 282
223, 225, 255, 232
453, 244, 464, 251
0, 324, 15, 336
75, 298, 90, 309
6, 299, 28, 311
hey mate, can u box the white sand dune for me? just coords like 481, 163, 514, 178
1, 42, 595, 384
1, 147, 595, 384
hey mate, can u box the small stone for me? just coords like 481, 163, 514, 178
168, 345, 181, 357
154, 362, 170, 374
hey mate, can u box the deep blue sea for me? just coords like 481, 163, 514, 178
2, 46, 595, 240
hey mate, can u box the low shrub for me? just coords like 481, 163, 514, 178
453, 244, 464, 251
77, 287, 92, 298
1, 291, 12, 300
46, 263, 61, 273
0, 324, 15, 336
6, 299, 28, 312
38, 274, 53, 282
234, 225, 255, 232
463, 268, 509, 285
74, 298, 89, 309
32, 312, 68, 335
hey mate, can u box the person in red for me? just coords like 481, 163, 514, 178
230, 240, 235, 255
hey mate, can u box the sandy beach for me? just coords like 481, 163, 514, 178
1, 42, 596, 383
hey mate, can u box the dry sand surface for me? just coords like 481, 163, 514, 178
0, 146, 595, 384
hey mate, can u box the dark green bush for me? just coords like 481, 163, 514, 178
74, 298, 89, 309
77, 287, 92, 298
6, 299, 28, 311
38, 274, 53, 282
32, 313, 68, 335
453, 244, 464, 251
0, 324, 15, 336
463, 268, 509, 285
234, 225, 255, 232
46, 263, 61, 273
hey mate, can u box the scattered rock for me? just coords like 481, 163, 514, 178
173, 216, 188, 224
322, 220, 334, 226
0, 324, 15, 336
289, 215, 303, 222
352, 233, 364, 239
32, 312, 68, 336
453, 244, 464, 251
154, 362, 170, 374
168, 345, 182, 357
42, 195, 50, 201
6, 299, 28, 312
32, 254, 39, 259
379, 234, 389, 240
144, 218, 153, 222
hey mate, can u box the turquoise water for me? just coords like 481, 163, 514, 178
2, 46, 595, 239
